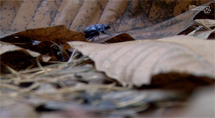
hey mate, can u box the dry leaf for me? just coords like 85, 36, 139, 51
185, 19, 215, 39
158, 36, 215, 65
68, 35, 214, 87
26, 0, 61, 29
127, 1, 214, 40
1, 25, 86, 54
0, 1, 214, 117
195, 19, 215, 28
192, 29, 215, 39
10, 0, 42, 31
41, 55, 51, 62
1, 0, 213, 40
0, 0, 22, 31
10, 25, 86, 43
0, 41, 40, 57
94, 33, 135, 43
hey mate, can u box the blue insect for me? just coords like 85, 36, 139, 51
84, 24, 110, 41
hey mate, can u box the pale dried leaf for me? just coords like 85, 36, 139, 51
195, 19, 215, 28
26, 0, 61, 29
192, 29, 215, 39
0, 0, 22, 31
0, 41, 40, 57
41, 55, 51, 62
10, 0, 42, 31
50, 0, 83, 29
158, 35, 215, 65
1, 0, 212, 40
68, 35, 214, 87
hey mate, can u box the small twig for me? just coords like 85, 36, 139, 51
50, 41, 70, 58
0, 62, 21, 80
57, 79, 67, 88
116, 94, 147, 108
188, 25, 203, 36
20, 82, 40, 93
68, 46, 79, 63
195, 19, 211, 30
18, 63, 65, 74
36, 56, 48, 74
0, 83, 22, 92
65, 46, 79, 67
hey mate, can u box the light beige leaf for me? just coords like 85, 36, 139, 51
41, 55, 51, 62
189, 19, 215, 39
10, 0, 42, 31
68, 35, 214, 87
0, 41, 40, 57
158, 36, 215, 65
195, 19, 215, 28
0, 0, 22, 31
192, 29, 215, 39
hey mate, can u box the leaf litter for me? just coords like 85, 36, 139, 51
68, 35, 214, 87
1, 26, 214, 118
0, 1, 215, 118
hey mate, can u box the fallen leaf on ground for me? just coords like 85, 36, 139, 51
0, 0, 22, 31
68, 35, 214, 87
191, 29, 215, 39
0, 25, 86, 64
184, 19, 215, 39
9, 25, 86, 44
1, 0, 213, 40
0, 41, 40, 57
0, 1, 214, 117
195, 19, 215, 28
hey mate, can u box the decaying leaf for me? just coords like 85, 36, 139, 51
9, 25, 86, 44
105, 33, 135, 43
127, 1, 214, 40
0, 25, 87, 65
68, 35, 215, 87
1, 0, 213, 40
1, 25, 86, 52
